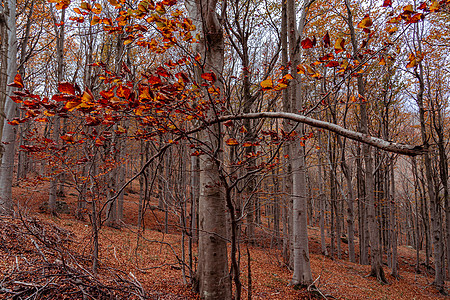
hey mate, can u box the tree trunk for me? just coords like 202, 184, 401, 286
186, 0, 231, 297
287, 0, 313, 286
0, 0, 17, 215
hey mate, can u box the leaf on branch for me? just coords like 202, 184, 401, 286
430, 1, 440, 12
382, 0, 392, 7
91, 16, 101, 25
8, 74, 24, 89
406, 53, 417, 68
386, 26, 398, 34
406, 13, 424, 24
357, 15, 373, 29
49, 0, 69, 9
224, 120, 234, 127
58, 82, 76, 95
323, 32, 330, 48
260, 78, 273, 90
325, 61, 339, 68
201, 72, 217, 83
92, 3, 102, 14
301, 38, 314, 49
417, 2, 427, 10
107, 0, 121, 8
226, 138, 239, 146
403, 5, 414, 14
334, 38, 345, 54
117, 85, 131, 99
61, 134, 75, 143
64, 100, 81, 111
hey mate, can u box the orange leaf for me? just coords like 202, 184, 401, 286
81, 90, 94, 103
406, 53, 417, 68
91, 16, 101, 25
80, 2, 91, 11
92, 3, 102, 14
301, 38, 314, 49
387, 26, 398, 34
325, 61, 339, 67
100, 87, 115, 99
417, 2, 427, 10
430, 1, 439, 12
260, 78, 273, 90
226, 138, 239, 146
117, 85, 131, 99
201, 72, 217, 82
64, 101, 81, 111
58, 82, 75, 95
8, 74, 24, 89
357, 15, 373, 29
107, 0, 121, 8
406, 13, 423, 24
61, 134, 75, 143
334, 38, 345, 54
8, 119, 20, 126
56, 0, 70, 10
403, 5, 414, 13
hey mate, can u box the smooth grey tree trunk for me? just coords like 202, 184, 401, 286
185, 0, 231, 298
287, 0, 313, 286
345, 0, 386, 282
0, 0, 17, 215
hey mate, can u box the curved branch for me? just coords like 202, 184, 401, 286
217, 112, 424, 156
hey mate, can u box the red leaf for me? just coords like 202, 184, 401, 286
224, 120, 234, 127
85, 116, 101, 126
117, 85, 131, 99
156, 66, 170, 77
8, 74, 24, 89
325, 61, 340, 67
201, 72, 217, 83
323, 32, 330, 48
406, 13, 424, 24
8, 119, 20, 126
226, 138, 239, 146
147, 75, 162, 86
382, 0, 392, 7
52, 94, 76, 102
100, 87, 115, 99
58, 82, 76, 95
301, 38, 314, 49
417, 2, 427, 10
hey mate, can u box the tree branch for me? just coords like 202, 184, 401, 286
216, 112, 424, 156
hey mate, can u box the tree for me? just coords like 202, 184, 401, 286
0, 0, 18, 215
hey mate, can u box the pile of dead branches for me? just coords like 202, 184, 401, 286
0, 216, 147, 299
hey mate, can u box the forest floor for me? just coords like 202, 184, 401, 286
0, 180, 449, 299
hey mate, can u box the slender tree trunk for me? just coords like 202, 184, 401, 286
0, 0, 17, 215
287, 0, 313, 286
344, 0, 386, 281
390, 163, 398, 278
186, 0, 231, 297
414, 32, 444, 289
